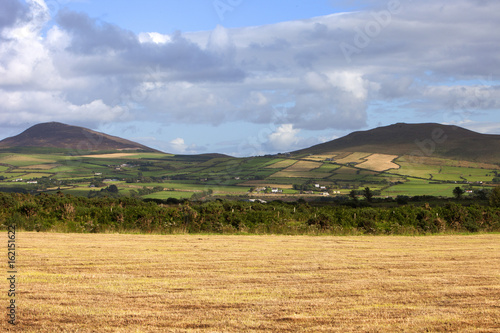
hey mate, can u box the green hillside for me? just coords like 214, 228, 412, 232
0, 122, 499, 200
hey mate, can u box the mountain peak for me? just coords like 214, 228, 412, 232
0, 122, 161, 153
292, 123, 500, 163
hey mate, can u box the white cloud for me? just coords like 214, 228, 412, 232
267, 124, 301, 151
169, 137, 187, 153
167, 137, 201, 154
138, 32, 171, 44
1, 0, 500, 154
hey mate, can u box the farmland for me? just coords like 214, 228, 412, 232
0, 147, 498, 200
4, 232, 500, 332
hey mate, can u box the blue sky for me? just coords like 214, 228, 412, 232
58, 1, 360, 33
1, 0, 499, 156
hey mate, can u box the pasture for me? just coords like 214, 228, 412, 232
5, 233, 500, 332
382, 178, 460, 197
0, 150, 497, 198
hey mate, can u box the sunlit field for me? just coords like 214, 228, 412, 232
3, 233, 499, 332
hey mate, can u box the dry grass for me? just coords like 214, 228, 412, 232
19, 164, 60, 170
400, 155, 500, 169
4, 233, 500, 332
303, 153, 337, 162
0, 155, 57, 166
284, 161, 322, 172
270, 160, 327, 178
357, 154, 400, 172
80, 153, 141, 158
334, 152, 371, 164
239, 181, 294, 189
265, 160, 298, 169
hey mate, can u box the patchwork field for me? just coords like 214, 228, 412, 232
265, 159, 297, 169
81, 153, 170, 159
333, 152, 371, 164
0, 149, 497, 198
302, 153, 337, 161
6, 233, 500, 332
0, 154, 58, 167
356, 153, 399, 172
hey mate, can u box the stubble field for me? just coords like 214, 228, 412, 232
3, 233, 500, 332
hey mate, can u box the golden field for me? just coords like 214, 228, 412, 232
3, 233, 500, 332
356, 154, 400, 172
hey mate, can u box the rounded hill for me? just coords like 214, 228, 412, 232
0, 122, 161, 153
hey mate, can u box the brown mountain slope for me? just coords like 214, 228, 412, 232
0, 122, 161, 153
292, 123, 500, 163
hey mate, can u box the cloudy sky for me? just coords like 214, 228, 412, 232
1, 0, 499, 156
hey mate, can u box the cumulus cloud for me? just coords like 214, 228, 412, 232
265, 124, 320, 152
267, 124, 301, 151
0, 0, 29, 31
167, 137, 201, 154
0, 0, 499, 154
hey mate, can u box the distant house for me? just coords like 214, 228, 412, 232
26, 181, 38, 184
314, 184, 320, 188
271, 188, 280, 193
322, 192, 330, 196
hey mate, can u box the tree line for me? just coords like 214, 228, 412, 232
1, 188, 499, 235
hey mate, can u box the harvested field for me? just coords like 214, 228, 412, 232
6, 233, 500, 332
238, 181, 294, 189
19, 164, 60, 170
80, 153, 143, 158
357, 153, 399, 171
400, 155, 500, 169
282, 160, 322, 172
303, 153, 337, 161
0, 155, 57, 166
270, 171, 331, 179
270, 160, 326, 178
334, 152, 371, 164
265, 159, 298, 169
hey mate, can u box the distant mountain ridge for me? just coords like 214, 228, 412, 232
1, 122, 500, 163
292, 123, 500, 163
0, 122, 161, 153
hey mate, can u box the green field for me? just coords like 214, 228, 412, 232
382, 178, 464, 197
0, 150, 497, 199
142, 191, 195, 199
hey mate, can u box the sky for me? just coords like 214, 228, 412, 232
1, 0, 499, 156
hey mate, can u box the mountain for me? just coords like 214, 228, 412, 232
292, 123, 500, 163
0, 122, 161, 153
